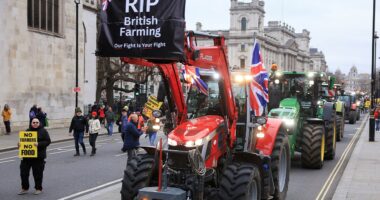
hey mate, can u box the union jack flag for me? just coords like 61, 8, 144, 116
249, 41, 269, 116
183, 65, 208, 96
102, 0, 112, 11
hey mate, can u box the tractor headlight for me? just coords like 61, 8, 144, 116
168, 138, 178, 146
309, 80, 315, 85
153, 125, 160, 130
356, 101, 360, 106
282, 119, 295, 127
155, 118, 160, 123
317, 100, 323, 106
257, 132, 265, 138
274, 79, 280, 84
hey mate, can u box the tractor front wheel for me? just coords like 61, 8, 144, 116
271, 132, 290, 200
349, 111, 356, 124
336, 116, 343, 142
325, 124, 336, 160
218, 162, 262, 200
301, 124, 325, 169
121, 154, 155, 200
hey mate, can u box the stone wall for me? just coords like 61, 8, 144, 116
0, 0, 86, 134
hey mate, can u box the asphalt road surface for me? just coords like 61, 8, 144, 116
0, 132, 163, 200
0, 114, 366, 200
287, 113, 367, 200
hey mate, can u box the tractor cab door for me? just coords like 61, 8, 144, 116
232, 83, 258, 152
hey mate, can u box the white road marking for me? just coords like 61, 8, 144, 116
0, 155, 18, 161
114, 153, 127, 157
315, 114, 368, 200
0, 160, 15, 164
57, 178, 122, 200
50, 149, 75, 155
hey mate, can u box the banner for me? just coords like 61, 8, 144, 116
142, 95, 163, 118
19, 131, 38, 158
97, 0, 186, 60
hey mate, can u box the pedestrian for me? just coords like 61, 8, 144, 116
29, 105, 38, 127
98, 106, 105, 125
121, 114, 147, 160
128, 111, 145, 131
88, 112, 101, 156
120, 106, 129, 142
105, 107, 115, 136
69, 107, 88, 156
375, 107, 380, 132
146, 115, 158, 146
18, 118, 51, 195
36, 107, 47, 128
2, 104, 12, 135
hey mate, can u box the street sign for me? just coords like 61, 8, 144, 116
73, 87, 81, 93
19, 131, 38, 158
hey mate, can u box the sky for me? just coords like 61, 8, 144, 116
185, 0, 379, 75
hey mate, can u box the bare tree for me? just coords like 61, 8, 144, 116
96, 57, 153, 106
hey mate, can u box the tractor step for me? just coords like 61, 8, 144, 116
138, 187, 186, 200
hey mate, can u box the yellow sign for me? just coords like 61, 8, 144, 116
19, 131, 38, 158
142, 96, 163, 118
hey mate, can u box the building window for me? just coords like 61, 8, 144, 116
27, 0, 61, 35
150, 85, 154, 93
241, 17, 247, 31
241, 44, 246, 52
240, 59, 245, 69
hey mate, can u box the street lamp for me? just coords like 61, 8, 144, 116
74, 0, 80, 108
370, 0, 377, 141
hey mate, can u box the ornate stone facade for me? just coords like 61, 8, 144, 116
345, 66, 370, 93
196, 0, 327, 73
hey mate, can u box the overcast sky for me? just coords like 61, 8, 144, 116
185, 0, 379, 75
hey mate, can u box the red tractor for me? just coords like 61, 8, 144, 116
120, 32, 289, 200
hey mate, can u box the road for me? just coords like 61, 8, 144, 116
287, 113, 367, 200
0, 133, 163, 200
0, 114, 367, 200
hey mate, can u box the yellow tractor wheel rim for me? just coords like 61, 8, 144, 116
321, 133, 325, 162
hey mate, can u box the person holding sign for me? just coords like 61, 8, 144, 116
18, 118, 51, 195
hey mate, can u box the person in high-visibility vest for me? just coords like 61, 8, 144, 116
364, 99, 371, 113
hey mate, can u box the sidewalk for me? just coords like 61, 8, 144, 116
0, 126, 114, 152
333, 121, 380, 199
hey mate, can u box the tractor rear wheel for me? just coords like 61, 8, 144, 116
218, 162, 262, 200
301, 124, 325, 169
121, 154, 155, 200
325, 124, 336, 160
271, 132, 290, 200
349, 111, 356, 124
336, 116, 343, 142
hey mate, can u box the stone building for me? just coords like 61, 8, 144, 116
196, 0, 327, 72
344, 66, 370, 93
0, 0, 97, 133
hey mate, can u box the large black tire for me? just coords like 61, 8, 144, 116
349, 111, 356, 124
271, 132, 290, 200
121, 154, 155, 200
336, 116, 343, 142
218, 162, 262, 200
356, 111, 360, 121
301, 124, 325, 169
325, 123, 336, 160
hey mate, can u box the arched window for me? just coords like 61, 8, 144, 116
241, 17, 247, 31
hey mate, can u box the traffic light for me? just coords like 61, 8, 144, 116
134, 84, 140, 96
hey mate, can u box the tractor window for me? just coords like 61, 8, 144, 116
232, 84, 247, 122
338, 96, 350, 104
186, 75, 222, 119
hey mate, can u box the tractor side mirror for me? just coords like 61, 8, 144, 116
152, 110, 163, 118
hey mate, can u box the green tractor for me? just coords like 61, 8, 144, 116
267, 71, 337, 169
321, 82, 345, 141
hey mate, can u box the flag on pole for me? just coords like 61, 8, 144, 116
249, 41, 269, 116
183, 65, 208, 95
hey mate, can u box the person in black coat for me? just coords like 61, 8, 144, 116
18, 118, 51, 195
69, 107, 89, 156
121, 114, 147, 160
